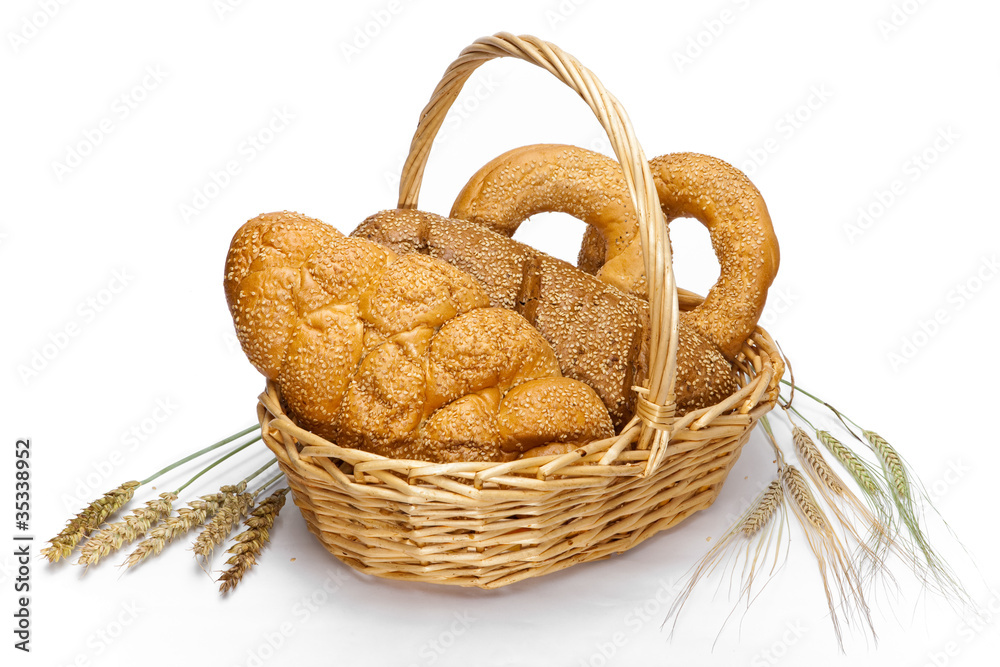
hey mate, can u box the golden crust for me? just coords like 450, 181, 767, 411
450, 145, 780, 361
497, 378, 614, 453
451, 144, 645, 297
225, 210, 613, 463
351, 210, 738, 423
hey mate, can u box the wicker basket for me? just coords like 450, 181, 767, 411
257, 32, 784, 589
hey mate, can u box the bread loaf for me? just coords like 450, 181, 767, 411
351, 209, 739, 427
225, 211, 613, 463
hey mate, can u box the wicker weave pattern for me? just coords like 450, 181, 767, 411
259, 332, 782, 588
256, 33, 784, 587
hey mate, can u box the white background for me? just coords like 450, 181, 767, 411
2, 1, 999, 665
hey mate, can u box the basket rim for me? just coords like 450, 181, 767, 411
257, 325, 783, 495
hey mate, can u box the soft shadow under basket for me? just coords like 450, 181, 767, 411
257, 33, 784, 588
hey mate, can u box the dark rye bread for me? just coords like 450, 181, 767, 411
351, 209, 738, 430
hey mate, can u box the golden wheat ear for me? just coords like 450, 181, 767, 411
77, 493, 177, 567
218, 486, 289, 594
123, 493, 226, 569
192, 482, 255, 562
41, 481, 140, 563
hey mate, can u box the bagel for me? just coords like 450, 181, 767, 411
451, 144, 645, 298
450, 144, 780, 361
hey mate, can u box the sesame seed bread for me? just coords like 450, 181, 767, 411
450, 145, 780, 361
351, 209, 739, 428
224, 211, 613, 463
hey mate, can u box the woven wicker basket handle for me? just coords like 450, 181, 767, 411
397, 32, 680, 458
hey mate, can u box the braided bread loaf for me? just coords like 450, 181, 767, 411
224, 211, 613, 463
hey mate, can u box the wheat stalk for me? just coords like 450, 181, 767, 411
123, 493, 226, 569
218, 488, 289, 594
44, 425, 259, 566
193, 483, 254, 562
781, 381, 974, 617
77, 492, 177, 566
41, 481, 139, 563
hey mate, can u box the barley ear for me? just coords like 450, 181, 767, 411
664, 477, 788, 646
793, 427, 896, 593
781, 464, 874, 650
864, 430, 970, 606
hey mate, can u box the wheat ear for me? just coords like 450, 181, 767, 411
77, 492, 176, 566
123, 493, 226, 569
218, 487, 289, 594
41, 481, 139, 563
192, 483, 254, 562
